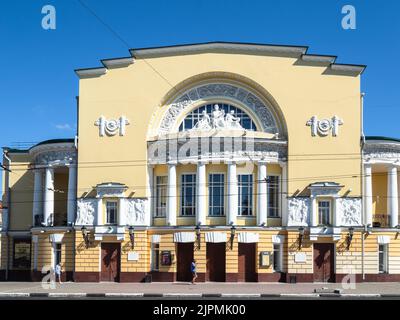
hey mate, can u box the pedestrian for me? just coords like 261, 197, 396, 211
55, 262, 63, 284
191, 259, 197, 284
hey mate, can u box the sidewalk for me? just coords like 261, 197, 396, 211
0, 281, 400, 296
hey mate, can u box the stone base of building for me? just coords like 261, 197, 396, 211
30, 271, 74, 282
335, 273, 400, 282
73, 272, 100, 282
0, 270, 5, 281
120, 272, 147, 283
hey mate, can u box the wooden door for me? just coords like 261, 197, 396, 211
176, 243, 194, 282
101, 243, 120, 282
206, 243, 226, 282
238, 243, 257, 282
313, 243, 334, 282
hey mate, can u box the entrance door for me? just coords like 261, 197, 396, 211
206, 243, 226, 282
238, 243, 257, 282
176, 242, 194, 282
101, 243, 120, 282
313, 243, 334, 282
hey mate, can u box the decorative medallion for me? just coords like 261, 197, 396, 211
306, 115, 343, 137
95, 115, 130, 136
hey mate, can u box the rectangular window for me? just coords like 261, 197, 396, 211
273, 244, 282, 272
151, 243, 160, 271
13, 239, 31, 269
318, 200, 331, 226
267, 176, 280, 217
54, 243, 62, 268
155, 176, 167, 217
208, 174, 225, 216
106, 201, 118, 225
379, 244, 388, 274
181, 174, 196, 216
238, 174, 253, 216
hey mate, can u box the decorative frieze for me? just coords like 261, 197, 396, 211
125, 198, 149, 226
287, 197, 310, 226
75, 199, 96, 225
306, 115, 343, 137
336, 198, 362, 226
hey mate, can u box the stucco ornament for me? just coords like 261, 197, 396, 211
306, 115, 343, 137
288, 198, 310, 226
191, 104, 244, 131
95, 115, 130, 136
336, 198, 362, 226
158, 83, 279, 135
75, 199, 96, 225
126, 199, 148, 225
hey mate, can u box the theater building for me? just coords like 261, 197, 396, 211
1, 42, 400, 283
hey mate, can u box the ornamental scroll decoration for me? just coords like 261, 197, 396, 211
306, 115, 343, 137
95, 116, 130, 137
158, 83, 279, 135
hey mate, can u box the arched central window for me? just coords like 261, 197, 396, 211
179, 103, 257, 131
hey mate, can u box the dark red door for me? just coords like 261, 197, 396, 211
176, 243, 194, 282
101, 243, 120, 282
206, 243, 226, 282
238, 243, 257, 282
313, 243, 334, 282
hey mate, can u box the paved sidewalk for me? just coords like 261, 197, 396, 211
0, 281, 400, 295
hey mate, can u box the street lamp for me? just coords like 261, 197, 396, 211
298, 226, 305, 250
195, 224, 201, 250
81, 225, 90, 248
129, 226, 135, 249
230, 225, 236, 250
346, 227, 354, 250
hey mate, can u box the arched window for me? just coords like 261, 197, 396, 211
179, 103, 257, 131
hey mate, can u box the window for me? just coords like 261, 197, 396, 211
106, 201, 118, 224
318, 200, 331, 226
273, 244, 282, 272
151, 243, 160, 271
209, 174, 225, 216
54, 243, 62, 268
13, 239, 31, 269
155, 176, 167, 217
181, 174, 196, 216
238, 174, 253, 216
179, 103, 257, 131
268, 176, 280, 217
379, 244, 388, 274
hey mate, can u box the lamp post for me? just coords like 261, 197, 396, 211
129, 226, 135, 249
230, 225, 236, 250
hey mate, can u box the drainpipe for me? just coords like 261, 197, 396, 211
3, 150, 11, 281
360, 93, 366, 282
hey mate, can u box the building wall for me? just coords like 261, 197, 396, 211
77, 52, 361, 200
372, 172, 388, 225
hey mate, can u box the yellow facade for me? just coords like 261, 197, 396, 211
1, 42, 400, 283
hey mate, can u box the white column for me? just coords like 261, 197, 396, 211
310, 196, 317, 227
43, 167, 54, 226
67, 165, 77, 226
147, 165, 154, 226
257, 161, 268, 226
167, 162, 177, 226
118, 198, 126, 226
32, 169, 43, 226
227, 161, 238, 225
196, 161, 207, 225
280, 162, 288, 226
32, 235, 38, 270
364, 164, 373, 226
96, 198, 103, 225
388, 166, 399, 228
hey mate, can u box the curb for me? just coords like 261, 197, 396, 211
0, 292, 390, 299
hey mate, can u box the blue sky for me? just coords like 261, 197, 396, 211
0, 0, 399, 150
